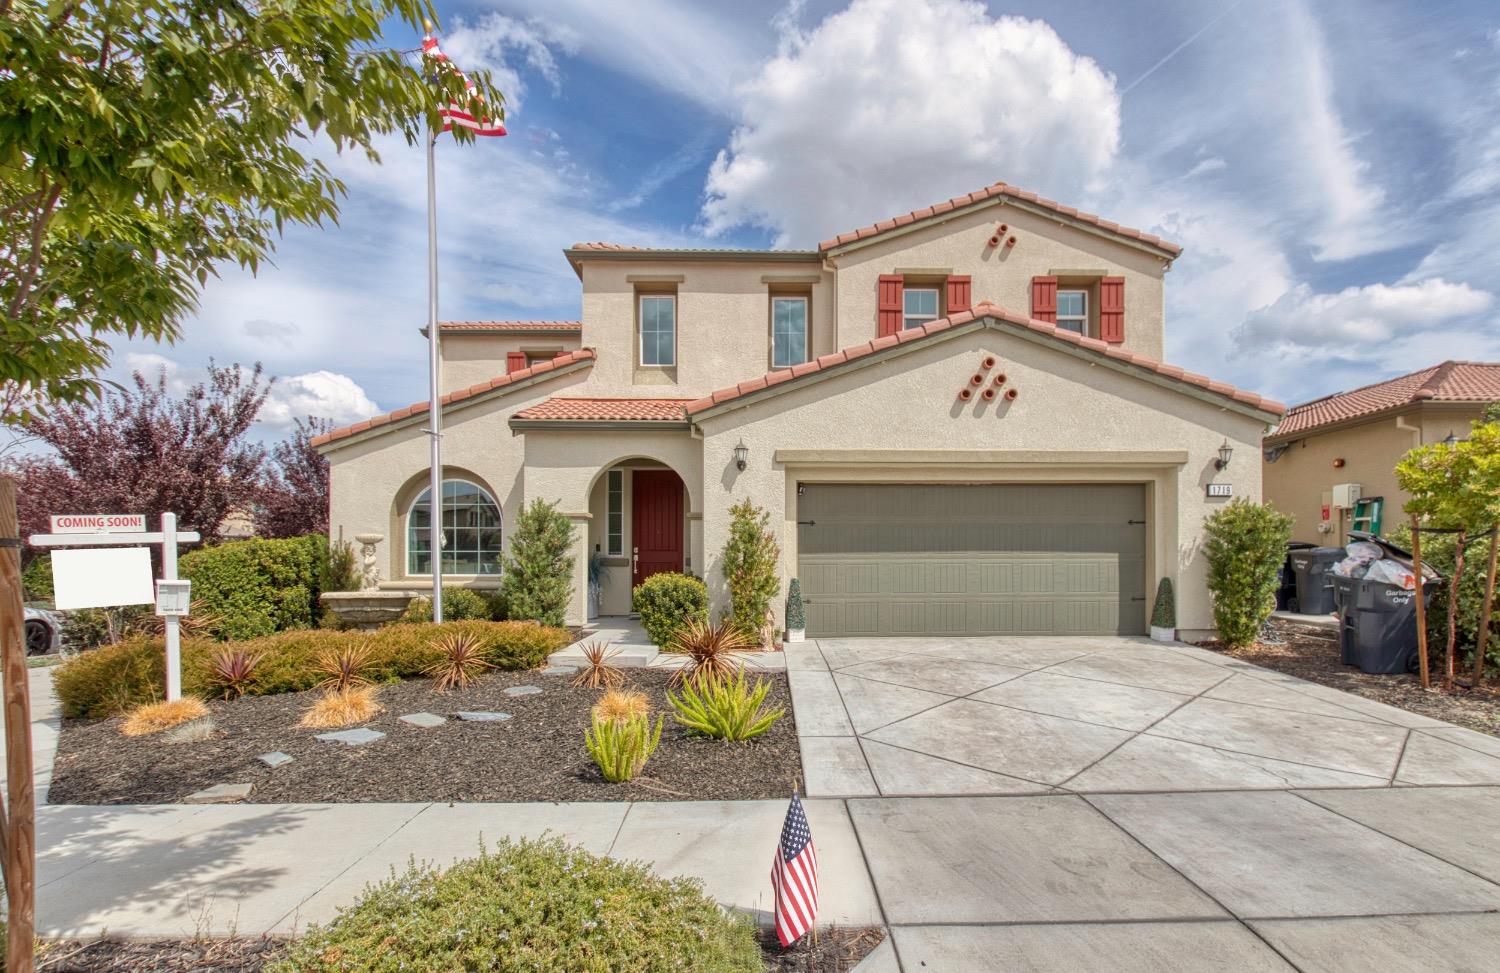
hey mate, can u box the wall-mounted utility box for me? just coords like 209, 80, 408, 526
1332, 483, 1362, 510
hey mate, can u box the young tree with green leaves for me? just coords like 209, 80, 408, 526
1202, 500, 1294, 650
0, 0, 501, 421
502, 499, 575, 627
720, 498, 781, 647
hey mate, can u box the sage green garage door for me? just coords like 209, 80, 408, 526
797, 483, 1147, 637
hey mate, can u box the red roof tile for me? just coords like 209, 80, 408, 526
684, 303, 1282, 417
440, 320, 581, 332
311, 349, 596, 448
1272, 361, 1500, 438
817, 181, 1183, 257
512, 397, 694, 422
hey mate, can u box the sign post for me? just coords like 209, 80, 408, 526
161, 513, 183, 700
1, 478, 35, 973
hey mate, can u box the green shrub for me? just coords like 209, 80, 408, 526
586, 711, 664, 782
502, 498, 575, 626
668, 671, 784, 741
483, 587, 509, 621
721, 498, 781, 644
53, 620, 570, 718
1203, 499, 1294, 649
22, 553, 53, 603
270, 837, 760, 973
1150, 577, 1176, 629
1389, 523, 1498, 672
180, 535, 328, 640
321, 539, 361, 593
633, 572, 708, 646
400, 586, 494, 623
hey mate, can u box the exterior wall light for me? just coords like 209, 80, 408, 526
1215, 440, 1233, 471
734, 440, 749, 471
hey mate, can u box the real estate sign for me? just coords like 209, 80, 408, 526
50, 547, 155, 610
47, 513, 147, 534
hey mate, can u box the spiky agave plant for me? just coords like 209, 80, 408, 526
666, 618, 753, 687
206, 647, 265, 700
423, 632, 494, 691
313, 644, 375, 695
585, 711, 664, 782
668, 671, 784, 742
570, 639, 625, 690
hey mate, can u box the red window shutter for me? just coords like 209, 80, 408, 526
1099, 276, 1125, 343
1031, 276, 1058, 323
877, 274, 904, 337
506, 351, 527, 374
945, 275, 972, 315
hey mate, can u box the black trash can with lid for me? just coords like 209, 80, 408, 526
1288, 547, 1344, 615
1279, 542, 1317, 611
1332, 532, 1442, 675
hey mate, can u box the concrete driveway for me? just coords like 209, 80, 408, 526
788, 636, 1500, 970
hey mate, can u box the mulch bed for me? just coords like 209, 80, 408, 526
1202, 617, 1500, 737
50, 667, 802, 805
35, 929, 885, 972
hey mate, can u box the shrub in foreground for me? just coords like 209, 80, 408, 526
633, 572, 708, 646
271, 837, 760, 973
720, 497, 782, 645
586, 711, 664, 783
668, 672, 784, 742
179, 534, 329, 640
54, 621, 570, 718
1202, 499, 1293, 649
503, 498, 575, 626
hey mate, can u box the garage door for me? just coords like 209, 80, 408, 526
797, 483, 1146, 637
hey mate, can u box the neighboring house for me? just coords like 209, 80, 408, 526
1263, 362, 1500, 546
314, 180, 1285, 640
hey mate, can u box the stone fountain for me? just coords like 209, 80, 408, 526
319, 533, 415, 630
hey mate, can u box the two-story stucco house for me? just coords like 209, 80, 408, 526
314, 180, 1285, 641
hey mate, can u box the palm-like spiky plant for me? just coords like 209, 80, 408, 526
206, 647, 264, 700
667, 671, 784, 741
423, 632, 494, 691
571, 639, 625, 689
313, 644, 374, 695
666, 618, 753, 687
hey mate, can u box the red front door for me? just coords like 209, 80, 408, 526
632, 470, 684, 587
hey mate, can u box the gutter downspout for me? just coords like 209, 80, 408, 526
1395, 413, 1422, 446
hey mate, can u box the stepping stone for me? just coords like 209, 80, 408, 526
400, 712, 447, 728
185, 783, 252, 804
258, 751, 294, 769
540, 666, 577, 676
315, 727, 386, 746
455, 711, 512, 722
503, 685, 542, 697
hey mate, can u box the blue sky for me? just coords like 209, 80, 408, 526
114, 0, 1500, 435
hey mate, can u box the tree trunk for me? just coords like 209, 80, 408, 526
1474, 528, 1499, 688
1, 477, 35, 973
1446, 529, 1467, 692
1412, 516, 1430, 689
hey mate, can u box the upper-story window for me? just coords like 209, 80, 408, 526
903, 287, 940, 329
771, 296, 809, 368
1056, 290, 1088, 335
639, 294, 676, 366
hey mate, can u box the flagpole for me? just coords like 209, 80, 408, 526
425, 124, 444, 624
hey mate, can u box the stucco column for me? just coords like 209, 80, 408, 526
687, 512, 704, 580
565, 513, 591, 627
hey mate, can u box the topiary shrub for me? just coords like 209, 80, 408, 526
785, 577, 806, 636
400, 586, 494, 623
1150, 577, 1176, 628
720, 498, 781, 645
633, 572, 708, 647
53, 620, 570, 718
270, 837, 761, 973
180, 534, 328, 640
503, 499, 575, 626
1203, 499, 1294, 649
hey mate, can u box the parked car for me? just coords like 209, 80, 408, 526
24, 606, 61, 656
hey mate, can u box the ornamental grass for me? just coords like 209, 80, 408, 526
300, 686, 383, 729
120, 698, 209, 737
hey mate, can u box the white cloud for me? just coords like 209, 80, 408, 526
1235, 278, 1493, 353
443, 14, 578, 112
259, 370, 382, 431
700, 0, 1121, 247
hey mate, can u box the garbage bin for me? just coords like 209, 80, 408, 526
1335, 575, 1437, 675
1279, 542, 1317, 611
1288, 546, 1344, 615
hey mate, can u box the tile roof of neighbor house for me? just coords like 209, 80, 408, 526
685, 302, 1284, 418
310, 349, 596, 448
440, 320, 582, 332
512, 397, 694, 422
1270, 361, 1500, 438
816, 180, 1183, 257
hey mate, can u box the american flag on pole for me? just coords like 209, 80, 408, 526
421, 33, 507, 137
771, 793, 819, 947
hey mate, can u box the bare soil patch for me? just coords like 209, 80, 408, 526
50, 667, 802, 805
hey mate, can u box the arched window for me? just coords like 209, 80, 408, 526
407, 479, 502, 576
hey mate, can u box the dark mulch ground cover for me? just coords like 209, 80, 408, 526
50, 667, 802, 805
36, 929, 885, 972
1204, 617, 1500, 737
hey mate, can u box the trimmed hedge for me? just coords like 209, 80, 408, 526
54, 620, 570, 718
632, 572, 708, 647
180, 535, 328, 640
270, 837, 761, 973
401, 586, 494, 623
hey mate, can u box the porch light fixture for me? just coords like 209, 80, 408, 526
1214, 440, 1233, 471
733, 440, 749, 471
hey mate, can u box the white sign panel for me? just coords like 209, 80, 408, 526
49, 513, 147, 534
1206, 483, 1234, 498
51, 547, 155, 610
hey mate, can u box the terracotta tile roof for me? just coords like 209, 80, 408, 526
512, 397, 694, 422
568, 243, 815, 255
817, 181, 1183, 257
310, 349, 596, 448
685, 302, 1282, 417
1272, 361, 1500, 438
440, 320, 581, 332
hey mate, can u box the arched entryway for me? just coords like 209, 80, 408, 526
586, 459, 691, 618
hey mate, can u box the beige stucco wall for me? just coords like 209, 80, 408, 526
829, 202, 1169, 360
694, 324, 1270, 639
1263, 403, 1487, 545
441, 333, 582, 394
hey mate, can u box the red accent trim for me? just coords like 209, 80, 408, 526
505, 352, 528, 374
1031, 277, 1058, 323
970, 373, 985, 386
958, 387, 973, 401
946, 276, 972, 314
993, 374, 1007, 387
1100, 276, 1125, 344
981, 356, 996, 369
982, 387, 996, 400
1005, 387, 1019, 401
877, 274, 904, 338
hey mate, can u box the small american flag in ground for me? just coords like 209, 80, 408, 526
421, 34, 507, 137
771, 793, 819, 947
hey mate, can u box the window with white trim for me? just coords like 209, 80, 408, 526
639, 294, 676, 366
1056, 290, 1088, 335
407, 479, 502, 576
606, 469, 624, 556
771, 296, 809, 367
903, 287, 939, 329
